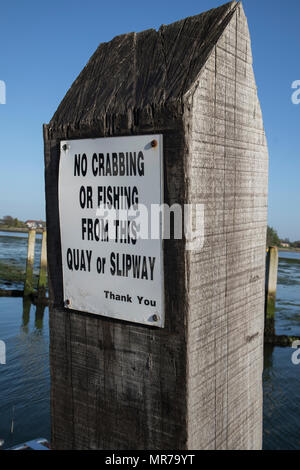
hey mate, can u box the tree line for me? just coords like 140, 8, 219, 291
267, 226, 300, 248
0, 215, 27, 228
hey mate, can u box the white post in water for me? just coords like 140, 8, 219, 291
266, 247, 279, 300
38, 230, 47, 298
24, 229, 36, 297
0, 340, 6, 365
265, 246, 279, 337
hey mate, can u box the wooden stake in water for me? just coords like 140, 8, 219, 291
38, 230, 47, 299
265, 246, 279, 337
24, 229, 36, 297
10, 406, 15, 434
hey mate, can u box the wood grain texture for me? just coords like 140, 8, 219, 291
47, 1, 237, 139
44, 0, 268, 449
184, 3, 268, 449
45, 122, 188, 450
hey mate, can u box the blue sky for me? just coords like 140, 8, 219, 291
0, 0, 299, 240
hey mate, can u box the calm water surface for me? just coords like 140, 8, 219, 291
0, 231, 42, 290
0, 233, 300, 449
263, 251, 300, 450
0, 297, 50, 449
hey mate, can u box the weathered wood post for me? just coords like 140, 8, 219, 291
265, 246, 279, 338
24, 229, 36, 297
44, 1, 268, 450
38, 230, 47, 299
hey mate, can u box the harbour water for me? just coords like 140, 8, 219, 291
0, 297, 50, 449
0, 232, 300, 449
0, 230, 42, 291
263, 251, 300, 450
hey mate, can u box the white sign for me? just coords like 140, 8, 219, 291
58, 135, 164, 327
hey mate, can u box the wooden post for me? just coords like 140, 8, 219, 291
265, 246, 279, 338
24, 229, 36, 297
38, 230, 47, 299
44, 1, 268, 450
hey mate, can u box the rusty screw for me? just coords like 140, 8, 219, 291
151, 139, 158, 148
64, 299, 70, 308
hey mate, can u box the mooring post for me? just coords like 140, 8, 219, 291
24, 229, 36, 297
265, 246, 279, 337
44, 1, 268, 450
38, 230, 47, 299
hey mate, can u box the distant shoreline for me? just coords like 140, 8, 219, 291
0, 228, 299, 251
0, 227, 44, 234
279, 247, 300, 253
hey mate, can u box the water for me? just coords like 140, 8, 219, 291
263, 250, 300, 450
0, 233, 300, 449
263, 344, 300, 449
0, 231, 42, 290
274, 251, 300, 337
0, 298, 50, 449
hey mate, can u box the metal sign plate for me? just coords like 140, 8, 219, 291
58, 135, 164, 327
